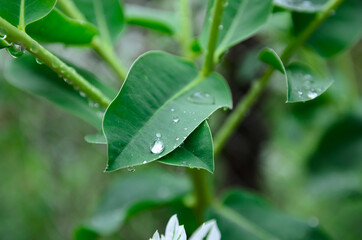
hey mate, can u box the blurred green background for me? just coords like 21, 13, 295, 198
1, 0, 362, 239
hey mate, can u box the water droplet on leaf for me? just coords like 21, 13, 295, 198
35, 58, 43, 65
156, 133, 161, 138
150, 139, 165, 154
188, 92, 215, 105
173, 116, 180, 123
127, 166, 136, 172
7, 44, 25, 58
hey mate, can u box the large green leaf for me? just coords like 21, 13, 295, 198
86, 121, 215, 172
103, 51, 232, 171
293, 0, 362, 57
201, 0, 273, 58
5, 55, 116, 129
125, 5, 178, 35
209, 190, 331, 240
75, 168, 192, 239
259, 48, 333, 103
274, 0, 329, 12
26, 9, 98, 45
72, 0, 124, 44
0, 0, 56, 27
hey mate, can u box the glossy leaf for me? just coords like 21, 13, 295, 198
258, 47, 285, 73
274, 0, 329, 12
26, 9, 98, 45
86, 121, 215, 172
0, 0, 56, 27
75, 168, 191, 238
209, 190, 331, 240
73, 0, 124, 44
293, 0, 362, 57
103, 51, 232, 171
286, 62, 333, 103
5, 55, 116, 130
125, 5, 178, 35
201, 0, 273, 58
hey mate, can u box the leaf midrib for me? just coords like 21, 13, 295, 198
93, 0, 112, 45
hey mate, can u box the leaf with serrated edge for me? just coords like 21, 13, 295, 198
103, 51, 232, 171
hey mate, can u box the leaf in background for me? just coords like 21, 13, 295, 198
258, 47, 285, 73
103, 51, 232, 171
259, 48, 333, 103
274, 0, 329, 13
72, 0, 124, 44
200, 0, 273, 58
0, 0, 56, 27
5, 55, 116, 130
293, 0, 362, 58
286, 62, 333, 103
75, 168, 191, 239
209, 190, 331, 240
26, 9, 98, 45
125, 5, 178, 35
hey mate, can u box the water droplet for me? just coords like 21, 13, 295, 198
307, 90, 318, 99
79, 91, 86, 97
156, 133, 161, 138
184, 127, 188, 130
297, 90, 303, 97
143, 160, 147, 164
35, 58, 43, 65
176, 137, 180, 141
7, 44, 25, 58
219, 25, 223, 30
188, 92, 215, 105
127, 166, 136, 172
150, 139, 165, 154
181, 161, 187, 166
171, 108, 175, 112
0, 33, 6, 40
52, 61, 59, 68
173, 116, 180, 123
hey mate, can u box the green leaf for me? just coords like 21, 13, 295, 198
258, 47, 285, 73
274, 0, 329, 12
103, 51, 232, 171
209, 190, 331, 240
26, 9, 98, 45
5, 55, 116, 130
160, 121, 214, 172
201, 0, 273, 58
293, 0, 362, 58
75, 168, 192, 238
0, 0, 56, 27
286, 62, 333, 103
73, 0, 125, 44
125, 5, 178, 35
85, 121, 215, 172
0, 38, 10, 49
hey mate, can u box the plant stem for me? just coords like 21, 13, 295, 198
57, 0, 127, 81
214, 0, 345, 155
18, 0, 25, 31
178, 0, 193, 59
0, 16, 111, 107
202, 0, 226, 77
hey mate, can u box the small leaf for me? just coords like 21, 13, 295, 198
72, 0, 125, 44
103, 51, 232, 171
5, 55, 116, 130
274, 0, 329, 13
75, 168, 191, 238
209, 190, 331, 240
286, 62, 333, 103
200, 0, 273, 58
258, 47, 285, 73
26, 9, 98, 45
0, 38, 10, 49
292, 0, 362, 58
125, 5, 178, 35
0, 0, 56, 27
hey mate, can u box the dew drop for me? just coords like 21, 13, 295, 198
172, 116, 180, 123
127, 166, 136, 172
307, 90, 318, 99
176, 137, 180, 141
35, 58, 43, 65
171, 108, 175, 112
79, 91, 86, 97
184, 127, 188, 130
150, 139, 165, 154
7, 44, 25, 58
219, 25, 223, 30
0, 33, 6, 40
297, 90, 303, 97
143, 160, 147, 164
188, 92, 215, 105
156, 133, 161, 138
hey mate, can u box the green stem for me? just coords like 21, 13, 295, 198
188, 169, 214, 223
57, 0, 127, 81
213, 0, 345, 155
178, 0, 193, 59
18, 0, 25, 31
202, 0, 226, 77
211, 203, 276, 239
0, 16, 111, 107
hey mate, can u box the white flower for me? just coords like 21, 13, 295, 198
149, 215, 221, 240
